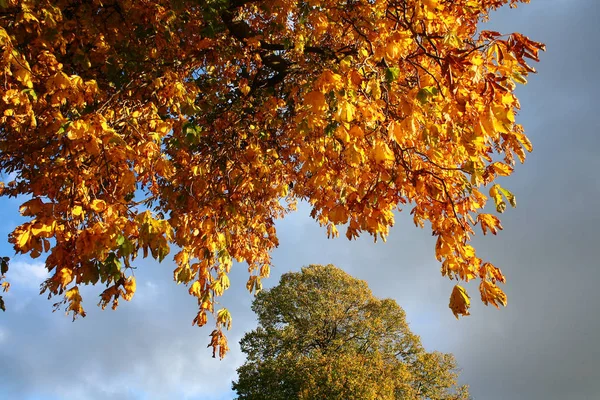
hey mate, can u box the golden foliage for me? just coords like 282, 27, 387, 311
0, 0, 543, 356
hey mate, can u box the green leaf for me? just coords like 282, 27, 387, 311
157, 244, 170, 263
489, 184, 506, 213
121, 238, 134, 257
512, 72, 528, 85
21, 88, 37, 101
498, 186, 517, 208
174, 265, 192, 283
417, 88, 429, 104
385, 67, 401, 83
116, 235, 125, 246
56, 122, 72, 136
325, 122, 338, 137
417, 86, 439, 104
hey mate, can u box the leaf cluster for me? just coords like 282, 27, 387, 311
0, 0, 543, 355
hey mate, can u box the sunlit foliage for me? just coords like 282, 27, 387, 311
233, 265, 470, 399
0, 0, 543, 357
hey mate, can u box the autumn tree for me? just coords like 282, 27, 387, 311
0, 0, 543, 356
232, 264, 470, 399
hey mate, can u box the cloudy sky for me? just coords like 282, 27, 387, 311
1, 1, 599, 399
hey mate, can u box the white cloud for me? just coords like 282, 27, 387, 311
6, 260, 49, 290
130, 279, 161, 305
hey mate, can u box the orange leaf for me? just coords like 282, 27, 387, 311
449, 285, 471, 319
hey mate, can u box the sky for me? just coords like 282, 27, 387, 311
1, 0, 599, 399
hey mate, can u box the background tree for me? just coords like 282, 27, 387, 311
0, 0, 543, 356
233, 264, 470, 399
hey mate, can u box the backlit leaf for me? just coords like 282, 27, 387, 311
449, 285, 471, 319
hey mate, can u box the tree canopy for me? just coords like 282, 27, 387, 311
233, 264, 470, 399
0, 0, 543, 357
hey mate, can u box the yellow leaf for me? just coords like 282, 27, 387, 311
305, 91, 327, 111
336, 100, 355, 123
366, 79, 381, 100
471, 54, 484, 66
123, 276, 136, 301
60, 268, 74, 287
316, 70, 343, 91
345, 143, 365, 166
489, 184, 506, 213
70, 75, 84, 89
46, 72, 72, 91
478, 213, 503, 235
239, 79, 251, 96
388, 121, 402, 143
501, 93, 515, 105
479, 262, 506, 284
515, 131, 533, 152
17, 228, 30, 249
449, 285, 470, 319
72, 205, 84, 217
385, 41, 401, 61
14, 68, 34, 88
90, 199, 106, 212
401, 115, 417, 138
65, 286, 86, 318
217, 308, 232, 330
480, 280, 507, 308
491, 162, 513, 176
335, 126, 350, 143
423, 0, 440, 9
219, 273, 230, 292
260, 264, 270, 277
66, 120, 88, 140
65, 286, 81, 301
506, 108, 515, 123
372, 141, 394, 163
492, 106, 511, 133
435, 235, 453, 261
329, 205, 347, 224
461, 244, 475, 259
0, 27, 10, 46
479, 107, 496, 137
31, 223, 53, 237
348, 125, 364, 138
